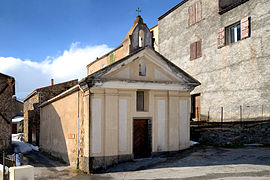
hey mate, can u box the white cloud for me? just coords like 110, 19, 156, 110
0, 43, 112, 100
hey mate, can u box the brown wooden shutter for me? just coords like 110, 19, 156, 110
196, 40, 202, 58
217, 28, 225, 48
241, 16, 250, 40
195, 95, 200, 120
189, 5, 196, 26
190, 42, 197, 60
195, 1, 202, 22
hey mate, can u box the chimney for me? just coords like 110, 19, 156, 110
51, 79, 54, 86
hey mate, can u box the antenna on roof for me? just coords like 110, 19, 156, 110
136, 8, 141, 16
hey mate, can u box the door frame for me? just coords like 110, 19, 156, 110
191, 94, 201, 121
132, 117, 152, 159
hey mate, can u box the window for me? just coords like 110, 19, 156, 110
139, 59, 146, 76
136, 91, 144, 111
217, 17, 250, 48
109, 52, 115, 64
190, 40, 202, 60
136, 91, 149, 112
189, 1, 202, 26
139, 29, 145, 47
227, 22, 241, 44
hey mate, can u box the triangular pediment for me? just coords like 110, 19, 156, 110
104, 56, 180, 83
80, 47, 200, 89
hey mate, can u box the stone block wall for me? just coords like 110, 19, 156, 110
197, 120, 270, 145
0, 74, 15, 151
158, 0, 270, 121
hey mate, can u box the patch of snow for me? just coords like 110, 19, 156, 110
12, 116, 24, 123
190, 140, 199, 146
12, 133, 39, 154
12, 133, 24, 142
13, 141, 33, 154
30, 145, 39, 152
0, 164, 9, 174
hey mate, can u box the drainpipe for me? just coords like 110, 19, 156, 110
76, 86, 84, 169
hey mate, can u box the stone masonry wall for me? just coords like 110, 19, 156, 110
0, 74, 15, 151
158, 0, 270, 121
198, 121, 270, 145
24, 79, 78, 145
24, 93, 39, 144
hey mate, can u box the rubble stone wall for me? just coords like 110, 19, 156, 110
197, 121, 270, 145
158, 0, 270, 121
0, 74, 15, 151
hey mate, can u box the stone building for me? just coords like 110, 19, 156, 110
39, 16, 200, 172
157, 0, 270, 121
24, 79, 78, 146
0, 73, 15, 151
11, 98, 24, 134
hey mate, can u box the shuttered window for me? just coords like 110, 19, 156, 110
217, 28, 225, 48
241, 16, 250, 40
196, 40, 202, 58
190, 40, 202, 60
217, 17, 250, 48
195, 1, 202, 22
189, 5, 196, 26
109, 53, 115, 64
190, 42, 196, 60
189, 1, 202, 26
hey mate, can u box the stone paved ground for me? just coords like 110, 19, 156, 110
24, 146, 270, 179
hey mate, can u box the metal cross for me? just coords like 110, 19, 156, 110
136, 8, 141, 16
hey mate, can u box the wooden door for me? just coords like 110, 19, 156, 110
133, 119, 150, 159
195, 95, 201, 120
12, 124, 17, 134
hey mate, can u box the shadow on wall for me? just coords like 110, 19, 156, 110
39, 106, 70, 166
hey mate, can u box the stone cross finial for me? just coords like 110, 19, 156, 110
136, 8, 141, 16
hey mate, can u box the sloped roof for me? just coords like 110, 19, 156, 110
158, 0, 189, 21
24, 79, 78, 102
86, 44, 123, 68
0, 72, 14, 79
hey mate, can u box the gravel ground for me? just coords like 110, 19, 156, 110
24, 146, 270, 179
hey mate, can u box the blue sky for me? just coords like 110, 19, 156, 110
0, 0, 181, 100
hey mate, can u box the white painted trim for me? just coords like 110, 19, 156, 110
93, 80, 193, 91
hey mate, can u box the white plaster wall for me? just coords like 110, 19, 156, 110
119, 99, 128, 152
92, 98, 102, 154
9, 165, 34, 180
179, 99, 189, 149
157, 99, 167, 151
